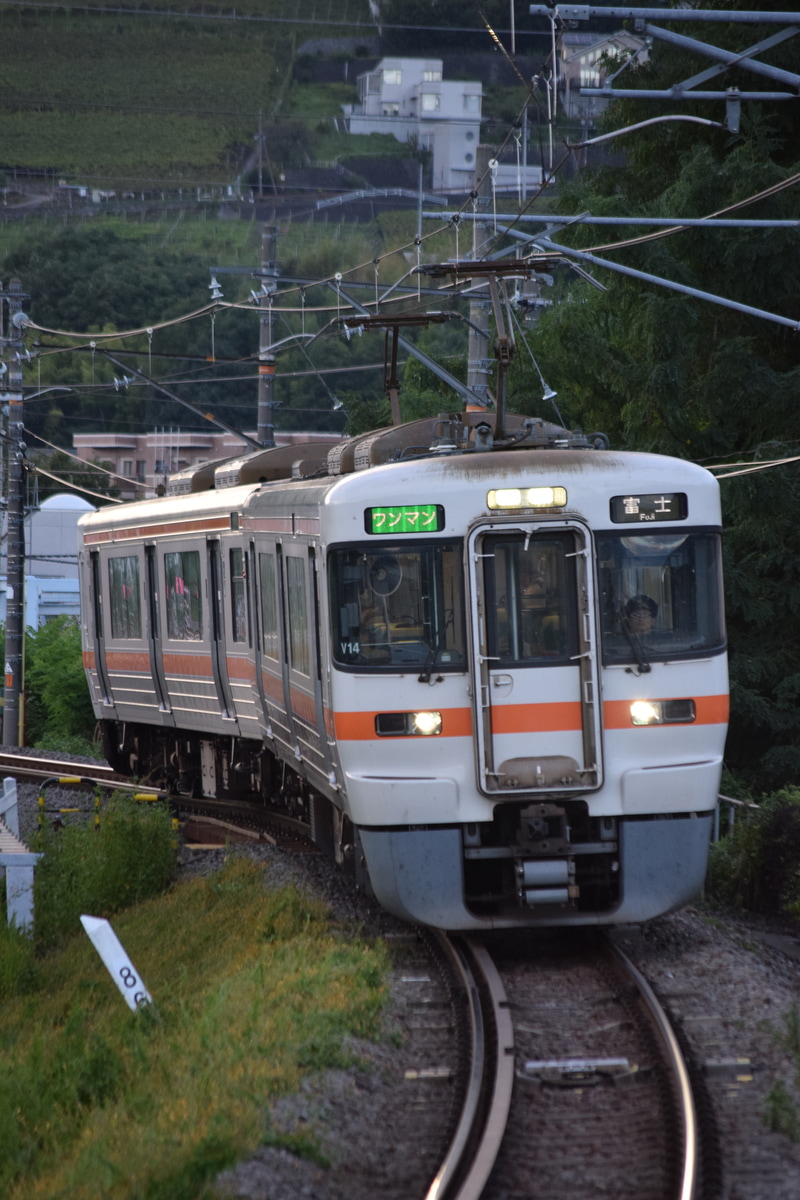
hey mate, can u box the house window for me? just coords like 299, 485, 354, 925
135, 460, 146, 481
423, 69, 441, 81
421, 93, 440, 112
122, 460, 133, 477
383, 68, 402, 85
465, 152, 474, 164
463, 94, 481, 114
382, 102, 400, 116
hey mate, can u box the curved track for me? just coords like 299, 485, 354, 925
433, 931, 705, 1200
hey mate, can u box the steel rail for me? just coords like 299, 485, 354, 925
0, 752, 119, 784
425, 934, 514, 1200
604, 937, 698, 1200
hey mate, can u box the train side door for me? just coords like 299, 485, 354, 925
282, 547, 329, 783
144, 544, 172, 718
207, 539, 236, 720
88, 551, 114, 708
468, 522, 602, 796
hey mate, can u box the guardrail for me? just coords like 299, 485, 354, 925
714, 793, 760, 841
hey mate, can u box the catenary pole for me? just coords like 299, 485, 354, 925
0, 278, 30, 746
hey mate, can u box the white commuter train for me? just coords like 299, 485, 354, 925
78, 412, 729, 929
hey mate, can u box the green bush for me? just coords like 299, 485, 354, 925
32, 794, 176, 948
25, 616, 97, 749
707, 787, 800, 918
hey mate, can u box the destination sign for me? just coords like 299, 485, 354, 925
365, 504, 444, 534
610, 492, 688, 524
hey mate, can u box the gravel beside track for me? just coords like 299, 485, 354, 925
7, 771, 800, 1199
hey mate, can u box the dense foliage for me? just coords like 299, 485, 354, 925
708, 788, 800, 918
534, 4, 800, 787
24, 616, 99, 755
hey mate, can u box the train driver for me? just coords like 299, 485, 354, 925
624, 594, 658, 636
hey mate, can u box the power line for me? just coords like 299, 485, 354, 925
0, 0, 552, 38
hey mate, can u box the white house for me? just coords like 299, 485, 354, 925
342, 58, 483, 192
559, 31, 649, 117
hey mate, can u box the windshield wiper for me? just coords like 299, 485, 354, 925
418, 634, 443, 684
622, 618, 651, 675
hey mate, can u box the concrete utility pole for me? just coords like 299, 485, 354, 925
0, 278, 30, 746
466, 146, 494, 410
257, 226, 279, 447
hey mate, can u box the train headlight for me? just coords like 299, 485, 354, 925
487, 486, 567, 510
375, 711, 443, 737
630, 699, 696, 726
412, 710, 442, 736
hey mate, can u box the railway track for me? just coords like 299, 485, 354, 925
431, 930, 715, 1200
0, 750, 315, 849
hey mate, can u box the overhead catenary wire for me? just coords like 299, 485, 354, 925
7, 8, 797, 463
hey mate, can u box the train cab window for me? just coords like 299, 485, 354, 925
164, 550, 202, 641
483, 534, 578, 666
329, 542, 465, 671
286, 555, 310, 675
258, 552, 279, 661
230, 548, 247, 643
597, 531, 725, 664
108, 555, 142, 639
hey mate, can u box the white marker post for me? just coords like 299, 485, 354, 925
80, 915, 153, 1011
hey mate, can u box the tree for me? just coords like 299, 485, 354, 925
24, 617, 98, 754
533, 5, 800, 786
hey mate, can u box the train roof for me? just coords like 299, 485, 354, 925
78, 415, 720, 538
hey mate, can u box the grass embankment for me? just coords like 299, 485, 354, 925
0, 796, 389, 1199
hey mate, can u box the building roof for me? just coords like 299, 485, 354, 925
39, 493, 95, 511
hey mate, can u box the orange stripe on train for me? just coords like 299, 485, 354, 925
603, 694, 729, 729
335, 707, 473, 740
490, 701, 582, 735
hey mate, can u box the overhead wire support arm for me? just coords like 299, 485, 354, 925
340, 312, 463, 427
327, 282, 491, 411
530, 6, 800, 129
528, 7, 800, 27
101, 353, 262, 452
528, 236, 800, 332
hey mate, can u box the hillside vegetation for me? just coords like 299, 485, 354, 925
0, 0, 371, 185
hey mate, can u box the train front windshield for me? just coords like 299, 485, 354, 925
329, 543, 465, 670
597, 530, 725, 664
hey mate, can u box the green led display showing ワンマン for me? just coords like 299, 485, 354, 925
365, 504, 444, 534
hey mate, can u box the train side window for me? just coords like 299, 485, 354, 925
286, 555, 310, 675
108, 555, 142, 639
164, 550, 202, 640
230, 548, 247, 643
259, 552, 279, 660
